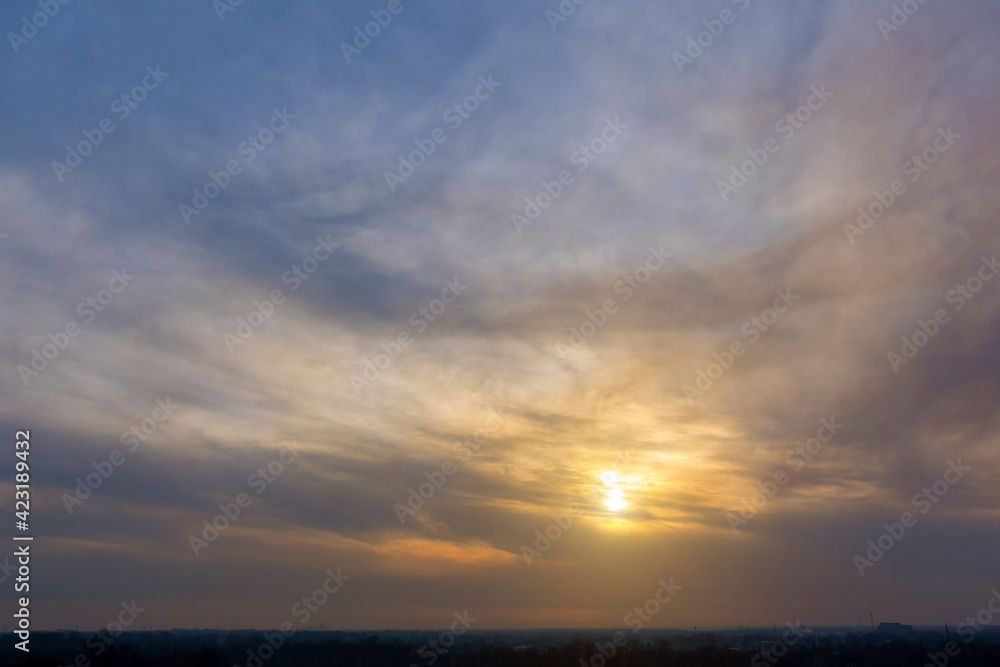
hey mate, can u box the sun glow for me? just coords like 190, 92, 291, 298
600, 471, 629, 511
605, 491, 627, 511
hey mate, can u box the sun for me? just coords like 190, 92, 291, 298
597, 465, 645, 514
605, 492, 627, 511
600, 472, 628, 511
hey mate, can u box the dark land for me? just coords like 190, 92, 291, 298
4, 625, 1000, 667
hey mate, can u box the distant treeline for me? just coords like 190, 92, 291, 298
3, 630, 1000, 667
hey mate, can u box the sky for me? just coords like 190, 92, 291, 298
1, 0, 1000, 631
